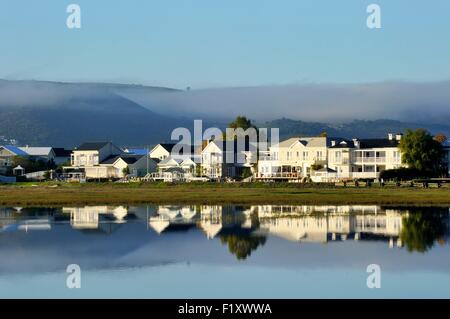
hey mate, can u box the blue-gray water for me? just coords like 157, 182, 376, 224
0, 205, 449, 298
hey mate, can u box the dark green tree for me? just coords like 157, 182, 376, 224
220, 233, 266, 260
398, 129, 445, 175
400, 208, 449, 253
228, 116, 255, 130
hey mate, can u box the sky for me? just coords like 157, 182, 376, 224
0, 0, 450, 89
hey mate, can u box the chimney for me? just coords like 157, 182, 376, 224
388, 133, 394, 141
396, 133, 403, 141
331, 140, 336, 147
352, 138, 360, 148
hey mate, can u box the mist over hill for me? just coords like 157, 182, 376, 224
0, 80, 188, 147
0, 80, 448, 147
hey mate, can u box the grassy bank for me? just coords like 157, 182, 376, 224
0, 182, 449, 206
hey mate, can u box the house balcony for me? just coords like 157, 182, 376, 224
353, 157, 387, 164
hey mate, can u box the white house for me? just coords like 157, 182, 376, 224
201, 140, 254, 180
70, 142, 123, 167
257, 134, 406, 182
327, 133, 404, 180
67, 142, 156, 179
98, 154, 156, 178
157, 156, 198, 177
256, 136, 330, 181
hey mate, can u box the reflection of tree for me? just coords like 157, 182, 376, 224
220, 231, 266, 260
400, 208, 449, 253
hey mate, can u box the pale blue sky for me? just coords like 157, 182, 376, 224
0, 0, 449, 89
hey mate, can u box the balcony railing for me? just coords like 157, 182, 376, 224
353, 157, 387, 163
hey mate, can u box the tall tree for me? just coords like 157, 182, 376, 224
225, 116, 257, 140
398, 129, 445, 175
228, 116, 255, 130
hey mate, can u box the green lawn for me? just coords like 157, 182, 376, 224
0, 182, 449, 206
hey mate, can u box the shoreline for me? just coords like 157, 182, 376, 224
1, 183, 449, 206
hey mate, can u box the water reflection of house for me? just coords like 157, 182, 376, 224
148, 205, 198, 234
199, 205, 224, 239
0, 207, 52, 232
254, 205, 405, 247
63, 206, 128, 230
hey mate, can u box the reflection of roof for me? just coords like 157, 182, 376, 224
149, 219, 170, 234
76, 142, 110, 151
199, 222, 222, 239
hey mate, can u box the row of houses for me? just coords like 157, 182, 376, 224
0, 145, 72, 175
2, 132, 449, 182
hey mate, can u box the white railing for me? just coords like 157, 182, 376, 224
350, 172, 380, 179
353, 157, 387, 163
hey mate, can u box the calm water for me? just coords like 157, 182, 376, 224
0, 204, 449, 298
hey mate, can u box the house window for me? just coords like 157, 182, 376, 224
303, 152, 308, 160
316, 151, 323, 160
296, 151, 299, 159
335, 151, 342, 162
393, 151, 400, 161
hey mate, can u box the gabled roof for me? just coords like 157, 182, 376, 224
53, 148, 72, 157
329, 140, 353, 148
76, 142, 110, 151
158, 157, 183, 166
101, 154, 144, 165
1, 145, 28, 156
18, 147, 53, 157
358, 139, 400, 148
273, 137, 329, 149
158, 143, 177, 152
119, 155, 144, 164
203, 139, 253, 153
154, 143, 196, 154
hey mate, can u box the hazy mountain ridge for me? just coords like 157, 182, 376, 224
0, 80, 448, 147
261, 118, 450, 140
0, 80, 188, 147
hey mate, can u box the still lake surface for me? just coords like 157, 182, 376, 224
0, 204, 449, 298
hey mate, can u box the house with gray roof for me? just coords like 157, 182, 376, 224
66, 142, 156, 179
